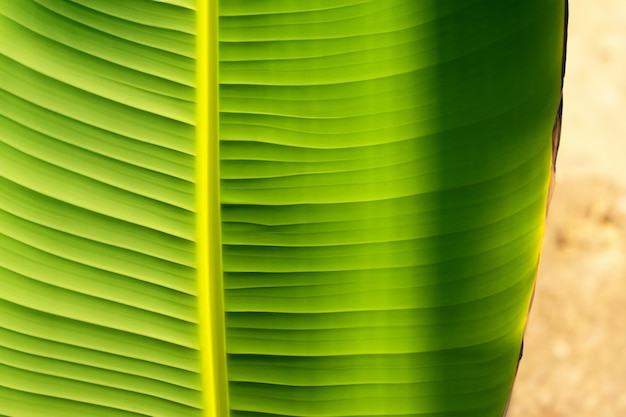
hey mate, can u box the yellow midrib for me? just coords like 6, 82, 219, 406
195, 0, 228, 416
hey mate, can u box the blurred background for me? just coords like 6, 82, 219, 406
509, 0, 626, 416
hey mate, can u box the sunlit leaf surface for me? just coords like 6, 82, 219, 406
1, 1, 565, 416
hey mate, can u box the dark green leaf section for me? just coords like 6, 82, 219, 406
0, 1, 203, 416
220, 0, 565, 416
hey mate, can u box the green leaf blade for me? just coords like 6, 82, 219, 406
220, 0, 565, 416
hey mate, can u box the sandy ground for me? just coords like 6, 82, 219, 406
508, 1, 626, 416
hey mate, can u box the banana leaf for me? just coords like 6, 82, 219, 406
0, 0, 566, 416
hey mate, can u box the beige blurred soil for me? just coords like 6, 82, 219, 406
508, 1, 626, 416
